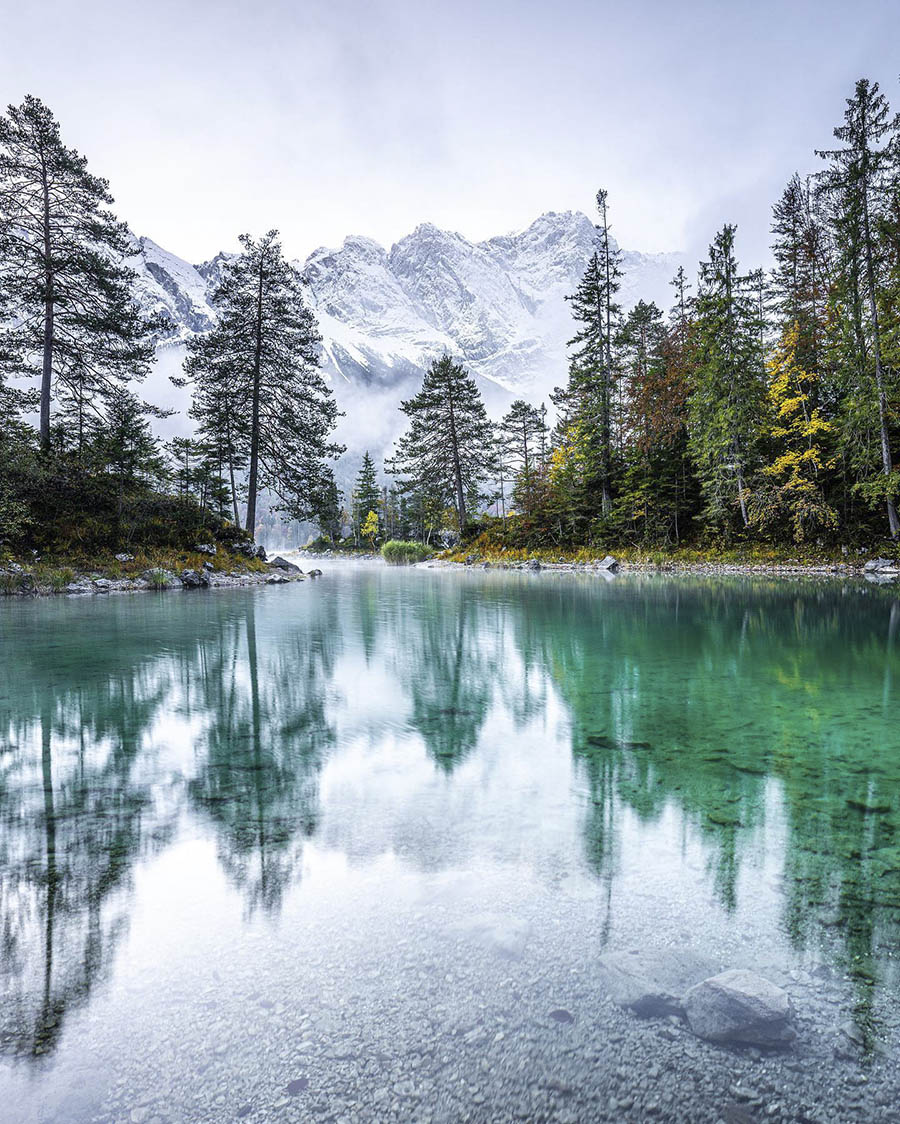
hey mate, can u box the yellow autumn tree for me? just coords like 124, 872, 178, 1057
362, 509, 379, 550
750, 323, 836, 542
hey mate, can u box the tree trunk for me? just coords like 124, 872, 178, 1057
40, 155, 54, 452
861, 180, 900, 538
447, 391, 467, 532
245, 260, 265, 536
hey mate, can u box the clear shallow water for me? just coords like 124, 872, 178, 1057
1, 566, 900, 1123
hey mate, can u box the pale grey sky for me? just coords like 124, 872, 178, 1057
2, 0, 899, 266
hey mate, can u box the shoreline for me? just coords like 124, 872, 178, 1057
422, 556, 900, 582
3, 549, 900, 597
0, 552, 321, 598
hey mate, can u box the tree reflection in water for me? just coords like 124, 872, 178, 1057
1, 573, 899, 1063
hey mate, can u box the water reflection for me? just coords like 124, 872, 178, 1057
1, 571, 899, 1067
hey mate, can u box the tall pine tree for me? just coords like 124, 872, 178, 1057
688, 225, 768, 532
184, 230, 342, 536
558, 188, 624, 518
817, 78, 900, 538
0, 95, 154, 451
387, 354, 495, 535
498, 399, 548, 516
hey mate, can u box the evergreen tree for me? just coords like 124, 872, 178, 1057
615, 301, 693, 542
97, 386, 166, 486
185, 334, 248, 525
0, 95, 155, 451
184, 230, 342, 537
560, 188, 624, 517
387, 354, 496, 534
316, 478, 343, 543
351, 452, 381, 540
817, 78, 900, 538
771, 173, 832, 377
499, 399, 548, 516
688, 225, 768, 532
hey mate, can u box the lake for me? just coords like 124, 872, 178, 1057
1, 565, 899, 1122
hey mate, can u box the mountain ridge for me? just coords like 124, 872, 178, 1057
129, 211, 687, 461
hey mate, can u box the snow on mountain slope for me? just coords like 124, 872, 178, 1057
126, 236, 217, 338
131, 211, 687, 431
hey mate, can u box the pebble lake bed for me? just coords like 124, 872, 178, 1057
1, 561, 899, 1123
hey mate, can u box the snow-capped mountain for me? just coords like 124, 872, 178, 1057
131, 211, 685, 408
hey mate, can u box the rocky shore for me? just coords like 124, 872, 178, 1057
424, 554, 900, 582
0, 549, 321, 597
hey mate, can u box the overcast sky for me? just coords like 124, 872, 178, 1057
2, 0, 899, 266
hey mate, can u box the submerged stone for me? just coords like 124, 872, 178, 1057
684, 969, 795, 1047
597, 947, 717, 1017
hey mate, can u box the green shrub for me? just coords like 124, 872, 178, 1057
0, 571, 22, 594
382, 540, 431, 565
146, 568, 169, 590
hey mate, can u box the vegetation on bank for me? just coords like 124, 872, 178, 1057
440, 515, 895, 568
0, 546, 268, 595
381, 540, 432, 565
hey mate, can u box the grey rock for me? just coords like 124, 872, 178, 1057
194, 542, 217, 556
266, 574, 290, 584
270, 555, 301, 572
180, 568, 209, 589
65, 581, 93, 595
115, 552, 135, 563
307, 568, 323, 577
235, 540, 266, 560
202, 560, 215, 572
863, 557, 898, 572
92, 578, 112, 592
684, 969, 795, 1047
526, 558, 542, 571
597, 947, 717, 1017
597, 554, 620, 571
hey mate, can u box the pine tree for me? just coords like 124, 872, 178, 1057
387, 354, 496, 534
817, 78, 900, 538
185, 332, 249, 525
184, 230, 342, 537
98, 386, 166, 486
688, 225, 768, 532
561, 188, 624, 517
351, 452, 381, 540
615, 300, 693, 542
316, 478, 343, 543
771, 173, 832, 376
499, 399, 548, 516
0, 95, 155, 451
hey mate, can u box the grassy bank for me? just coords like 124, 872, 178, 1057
0, 546, 270, 596
441, 534, 893, 572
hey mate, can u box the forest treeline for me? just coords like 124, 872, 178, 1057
2, 79, 900, 557
374, 78, 900, 552
0, 96, 341, 554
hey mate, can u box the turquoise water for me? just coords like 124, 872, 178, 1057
1, 566, 899, 1122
